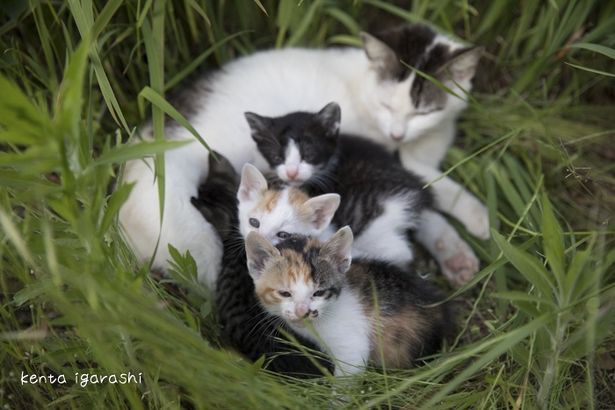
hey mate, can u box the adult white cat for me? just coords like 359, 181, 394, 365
119, 24, 487, 288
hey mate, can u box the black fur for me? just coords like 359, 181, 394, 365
347, 259, 452, 359
192, 152, 333, 378
371, 24, 472, 110
190, 152, 238, 241
247, 104, 433, 237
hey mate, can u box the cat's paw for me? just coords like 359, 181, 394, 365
436, 238, 479, 287
457, 196, 490, 240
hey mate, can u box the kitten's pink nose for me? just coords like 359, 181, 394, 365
295, 303, 310, 319
286, 167, 299, 180
390, 132, 404, 141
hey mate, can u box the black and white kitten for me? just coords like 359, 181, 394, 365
243, 103, 478, 285
191, 152, 333, 378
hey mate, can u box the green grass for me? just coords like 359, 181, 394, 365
1, 0, 614, 408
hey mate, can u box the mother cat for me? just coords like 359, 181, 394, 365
119, 24, 487, 288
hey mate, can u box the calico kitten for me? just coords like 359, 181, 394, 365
245, 227, 451, 376
192, 152, 333, 377
119, 23, 486, 289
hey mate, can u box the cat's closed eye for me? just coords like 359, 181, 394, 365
277, 231, 290, 239
380, 101, 392, 110
312, 289, 326, 297
249, 218, 260, 228
278, 290, 292, 297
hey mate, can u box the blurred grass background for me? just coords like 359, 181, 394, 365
1, 0, 614, 408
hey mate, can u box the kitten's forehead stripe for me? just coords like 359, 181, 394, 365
288, 188, 310, 208
257, 190, 281, 212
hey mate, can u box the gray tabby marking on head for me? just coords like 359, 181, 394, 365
362, 24, 482, 110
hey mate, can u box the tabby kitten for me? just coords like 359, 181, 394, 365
245, 227, 451, 376
192, 152, 333, 377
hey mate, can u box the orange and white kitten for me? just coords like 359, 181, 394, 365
245, 227, 450, 376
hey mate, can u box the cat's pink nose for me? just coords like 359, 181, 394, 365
295, 303, 310, 319
286, 168, 299, 180
390, 132, 404, 141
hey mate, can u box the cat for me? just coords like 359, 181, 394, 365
243, 102, 477, 284
191, 151, 334, 377
245, 227, 451, 376
119, 23, 486, 289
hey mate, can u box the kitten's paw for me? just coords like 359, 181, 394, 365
458, 196, 490, 240
437, 239, 479, 286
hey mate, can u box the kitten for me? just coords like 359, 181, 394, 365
237, 160, 423, 270
244, 103, 478, 284
245, 227, 451, 376
119, 23, 486, 288
192, 152, 333, 377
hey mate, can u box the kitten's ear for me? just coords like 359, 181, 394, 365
244, 112, 273, 142
245, 231, 280, 281
315, 102, 341, 138
301, 193, 341, 230
439, 46, 483, 83
238, 164, 268, 202
208, 151, 236, 179
360, 32, 400, 78
320, 226, 353, 275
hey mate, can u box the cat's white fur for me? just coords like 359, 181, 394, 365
119, 32, 486, 288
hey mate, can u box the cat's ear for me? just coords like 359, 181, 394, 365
320, 226, 353, 275
238, 163, 268, 202
315, 102, 341, 138
300, 193, 341, 230
244, 112, 273, 142
438, 46, 483, 83
208, 151, 236, 179
245, 231, 280, 280
360, 32, 400, 78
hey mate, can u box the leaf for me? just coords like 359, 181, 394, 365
492, 291, 556, 307
541, 194, 565, 286
90, 140, 191, 167
55, 35, 90, 150
0, 75, 49, 140
565, 62, 615, 78
492, 230, 555, 298
138, 87, 210, 151
570, 43, 615, 60
100, 183, 134, 235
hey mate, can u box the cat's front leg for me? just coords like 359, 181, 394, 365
398, 149, 490, 240
416, 210, 479, 286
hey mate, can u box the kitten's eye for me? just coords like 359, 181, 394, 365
272, 155, 282, 163
278, 290, 292, 298
380, 101, 392, 110
276, 231, 290, 239
249, 218, 260, 228
312, 289, 326, 298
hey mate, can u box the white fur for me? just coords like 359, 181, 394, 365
416, 210, 479, 286
350, 194, 417, 267
289, 288, 371, 376
275, 141, 315, 182
119, 37, 487, 285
